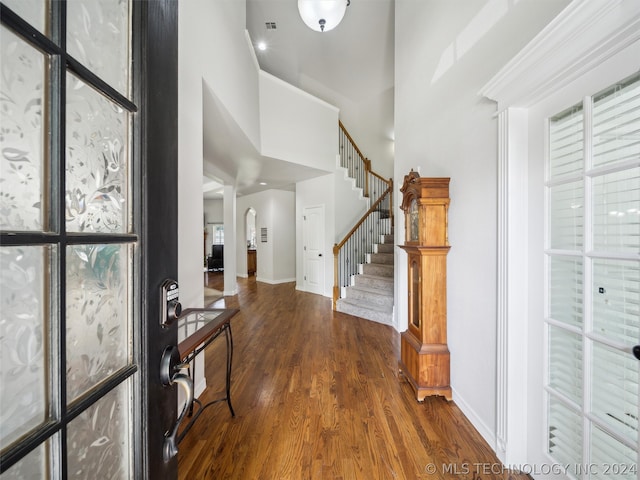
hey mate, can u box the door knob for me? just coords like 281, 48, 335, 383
633, 345, 640, 361
318, 253, 323, 257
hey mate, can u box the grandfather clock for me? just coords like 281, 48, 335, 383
398, 171, 451, 401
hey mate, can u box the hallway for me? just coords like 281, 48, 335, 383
178, 278, 528, 479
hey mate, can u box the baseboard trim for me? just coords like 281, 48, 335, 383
451, 387, 497, 453
194, 377, 207, 399
255, 277, 296, 285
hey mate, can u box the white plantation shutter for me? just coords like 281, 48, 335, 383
546, 71, 640, 477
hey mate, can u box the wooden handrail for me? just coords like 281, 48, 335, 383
335, 121, 395, 309
333, 185, 392, 308
334, 184, 392, 253
339, 120, 367, 163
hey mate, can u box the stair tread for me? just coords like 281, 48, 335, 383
357, 273, 393, 283
347, 284, 393, 297
337, 297, 393, 314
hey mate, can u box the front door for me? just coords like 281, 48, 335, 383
0, 1, 179, 478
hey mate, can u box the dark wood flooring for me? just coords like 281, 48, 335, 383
178, 275, 529, 479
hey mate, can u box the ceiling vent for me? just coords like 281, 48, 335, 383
265, 22, 277, 30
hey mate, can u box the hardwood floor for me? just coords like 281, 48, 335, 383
178, 277, 529, 479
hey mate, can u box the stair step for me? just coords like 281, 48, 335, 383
336, 298, 393, 326
374, 243, 394, 254
360, 263, 393, 277
353, 273, 393, 291
368, 252, 394, 265
381, 234, 394, 244
344, 284, 393, 308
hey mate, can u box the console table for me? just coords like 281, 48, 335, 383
176, 307, 239, 444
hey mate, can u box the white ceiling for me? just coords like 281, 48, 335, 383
203, 0, 395, 199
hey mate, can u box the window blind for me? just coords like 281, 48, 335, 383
548, 397, 583, 466
591, 342, 639, 443
549, 181, 584, 250
593, 73, 640, 168
548, 324, 583, 405
549, 256, 583, 328
550, 105, 584, 178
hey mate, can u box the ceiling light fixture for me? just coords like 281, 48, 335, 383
298, 0, 350, 33
257, 41, 267, 51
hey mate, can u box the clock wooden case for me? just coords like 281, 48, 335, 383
398, 171, 451, 401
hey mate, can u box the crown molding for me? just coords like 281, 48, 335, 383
479, 0, 640, 110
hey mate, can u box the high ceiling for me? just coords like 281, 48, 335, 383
204, 0, 395, 199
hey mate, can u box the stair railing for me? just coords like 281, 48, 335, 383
339, 121, 391, 207
335, 121, 393, 309
333, 182, 393, 309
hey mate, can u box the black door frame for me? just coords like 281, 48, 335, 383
137, 1, 180, 478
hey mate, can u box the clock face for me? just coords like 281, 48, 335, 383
409, 199, 419, 242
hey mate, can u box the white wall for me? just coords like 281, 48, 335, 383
178, 0, 259, 397
394, 0, 570, 450
178, 0, 259, 309
236, 190, 296, 284
259, 71, 339, 173
334, 166, 370, 241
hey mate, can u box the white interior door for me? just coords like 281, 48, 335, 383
303, 205, 324, 295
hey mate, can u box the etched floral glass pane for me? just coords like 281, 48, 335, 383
0, 246, 50, 447
67, 379, 131, 479
66, 244, 131, 402
0, 441, 49, 480
2, 1, 47, 36
0, 26, 47, 231
65, 74, 129, 233
67, 0, 131, 97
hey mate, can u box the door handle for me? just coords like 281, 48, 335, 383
160, 345, 194, 462
633, 345, 640, 361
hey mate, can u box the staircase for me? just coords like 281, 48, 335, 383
336, 230, 394, 325
333, 121, 394, 325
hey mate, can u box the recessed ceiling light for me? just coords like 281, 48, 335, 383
257, 42, 267, 51
259, 182, 267, 186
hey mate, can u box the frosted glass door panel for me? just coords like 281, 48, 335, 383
592, 168, 639, 254
66, 380, 131, 479
2, 1, 47, 35
593, 73, 640, 168
549, 181, 584, 250
549, 255, 583, 328
592, 258, 639, 345
66, 0, 131, 97
549, 105, 584, 178
0, 26, 47, 231
66, 244, 131, 403
65, 74, 130, 234
0, 246, 51, 447
0, 442, 48, 480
